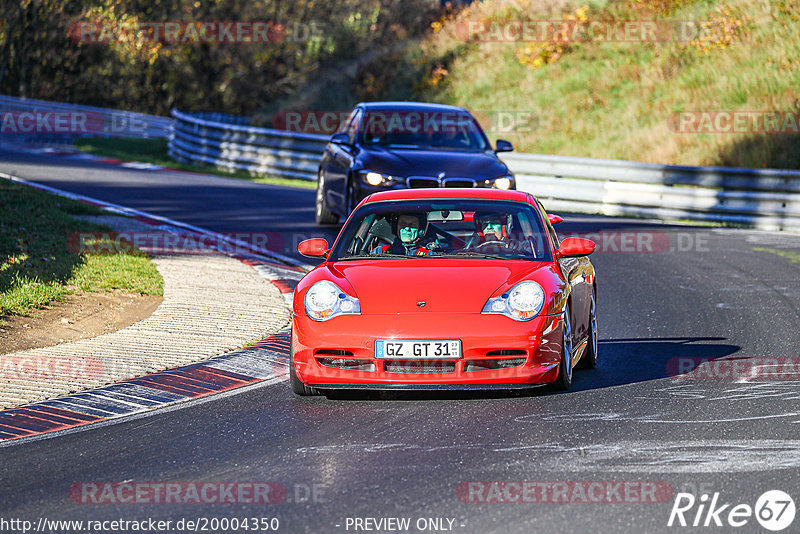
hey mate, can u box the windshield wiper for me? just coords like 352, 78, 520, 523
443, 251, 510, 260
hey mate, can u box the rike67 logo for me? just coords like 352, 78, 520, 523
668, 490, 795, 531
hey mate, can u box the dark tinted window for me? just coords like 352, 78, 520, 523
330, 199, 551, 261
359, 110, 488, 151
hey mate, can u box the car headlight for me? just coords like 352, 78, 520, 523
304, 280, 361, 321
482, 281, 545, 321
360, 171, 403, 187
483, 175, 515, 190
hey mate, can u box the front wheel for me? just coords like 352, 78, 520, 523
315, 170, 338, 225
577, 290, 598, 369
553, 303, 573, 391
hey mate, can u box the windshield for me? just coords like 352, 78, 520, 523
359, 110, 489, 151
330, 199, 552, 261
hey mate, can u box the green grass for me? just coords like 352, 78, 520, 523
414, 0, 800, 168
73, 137, 316, 190
0, 179, 163, 319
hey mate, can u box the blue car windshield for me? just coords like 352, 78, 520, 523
360, 110, 488, 151
330, 199, 552, 261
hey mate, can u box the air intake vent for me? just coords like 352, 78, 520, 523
486, 350, 527, 356
408, 178, 439, 189
465, 358, 526, 372
444, 179, 475, 188
383, 360, 456, 374
317, 358, 374, 372
315, 349, 354, 356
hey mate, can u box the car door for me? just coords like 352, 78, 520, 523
325, 108, 362, 214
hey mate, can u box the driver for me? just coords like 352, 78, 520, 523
468, 211, 514, 249
372, 212, 433, 256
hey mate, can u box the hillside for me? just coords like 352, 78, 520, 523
261, 0, 800, 169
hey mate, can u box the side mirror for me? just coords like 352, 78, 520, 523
298, 238, 330, 258
556, 237, 595, 258
548, 214, 564, 225
330, 133, 350, 145
496, 139, 514, 152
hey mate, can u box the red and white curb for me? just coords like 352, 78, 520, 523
0, 173, 307, 444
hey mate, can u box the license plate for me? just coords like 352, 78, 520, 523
375, 339, 462, 359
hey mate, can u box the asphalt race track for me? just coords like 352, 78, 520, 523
1, 146, 800, 533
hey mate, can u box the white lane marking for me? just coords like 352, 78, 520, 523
120, 162, 163, 170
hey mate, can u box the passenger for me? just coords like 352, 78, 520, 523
372, 212, 432, 256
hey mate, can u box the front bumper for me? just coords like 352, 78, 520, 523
292, 312, 563, 389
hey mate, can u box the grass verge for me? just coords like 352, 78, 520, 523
0, 179, 163, 320
73, 137, 316, 190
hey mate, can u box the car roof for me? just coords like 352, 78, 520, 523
362, 188, 533, 204
356, 101, 469, 113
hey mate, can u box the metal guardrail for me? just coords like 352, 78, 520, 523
169, 109, 327, 180
170, 108, 800, 231
0, 95, 173, 139
502, 153, 800, 231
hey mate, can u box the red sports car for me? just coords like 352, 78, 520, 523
291, 188, 597, 395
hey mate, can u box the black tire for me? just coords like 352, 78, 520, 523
315, 170, 339, 225
290, 340, 320, 396
577, 290, 598, 369
553, 303, 573, 391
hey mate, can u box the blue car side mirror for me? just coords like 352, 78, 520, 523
330, 133, 350, 145
496, 139, 514, 152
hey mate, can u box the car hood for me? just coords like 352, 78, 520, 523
359, 147, 509, 179
328, 259, 551, 314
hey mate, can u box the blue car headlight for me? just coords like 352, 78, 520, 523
483, 175, 515, 190
304, 281, 361, 321
360, 171, 403, 187
482, 281, 545, 321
